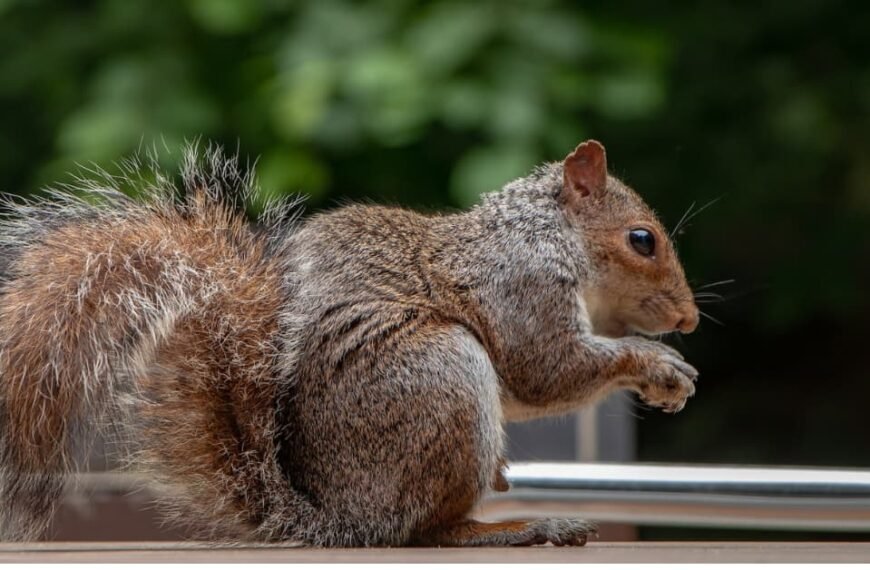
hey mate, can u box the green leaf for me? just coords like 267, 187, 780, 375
592, 69, 665, 119
272, 59, 336, 140
405, 2, 494, 74
252, 148, 330, 213
186, 0, 263, 35
343, 48, 431, 145
450, 144, 538, 207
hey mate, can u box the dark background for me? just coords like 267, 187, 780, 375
2, 0, 869, 540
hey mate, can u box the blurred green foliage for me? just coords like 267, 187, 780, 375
0, 0, 673, 207
1, 0, 869, 469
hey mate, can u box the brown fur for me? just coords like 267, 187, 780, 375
0, 141, 698, 546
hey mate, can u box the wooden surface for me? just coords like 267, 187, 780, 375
1, 542, 869, 563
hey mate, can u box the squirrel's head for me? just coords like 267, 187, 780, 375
559, 140, 699, 338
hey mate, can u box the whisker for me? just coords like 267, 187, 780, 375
696, 278, 736, 290
600, 392, 648, 421
623, 405, 648, 421
699, 310, 724, 326
695, 299, 724, 304
669, 331, 688, 350
670, 201, 696, 238
674, 196, 722, 236
629, 396, 655, 415
694, 292, 724, 298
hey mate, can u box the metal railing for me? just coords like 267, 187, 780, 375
480, 463, 870, 532
66, 463, 870, 533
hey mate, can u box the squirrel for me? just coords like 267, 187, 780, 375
0, 140, 699, 547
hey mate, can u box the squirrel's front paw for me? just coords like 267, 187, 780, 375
624, 340, 698, 413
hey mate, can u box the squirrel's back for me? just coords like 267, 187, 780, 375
0, 148, 307, 541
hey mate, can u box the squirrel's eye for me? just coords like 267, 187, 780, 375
628, 228, 655, 257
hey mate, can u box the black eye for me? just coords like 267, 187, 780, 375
629, 228, 656, 257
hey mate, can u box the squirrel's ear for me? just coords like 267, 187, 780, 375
562, 140, 607, 198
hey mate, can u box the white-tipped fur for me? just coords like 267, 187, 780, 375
0, 145, 302, 541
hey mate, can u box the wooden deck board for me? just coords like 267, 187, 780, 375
1, 542, 868, 563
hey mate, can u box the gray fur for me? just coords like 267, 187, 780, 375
0, 142, 697, 546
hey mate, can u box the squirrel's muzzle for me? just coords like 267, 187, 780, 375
674, 305, 700, 334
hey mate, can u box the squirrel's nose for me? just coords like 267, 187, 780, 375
674, 307, 700, 334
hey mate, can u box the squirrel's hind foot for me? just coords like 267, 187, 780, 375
417, 518, 596, 547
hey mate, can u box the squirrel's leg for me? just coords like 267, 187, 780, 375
384, 325, 592, 547
503, 334, 699, 420
285, 319, 596, 547
416, 518, 595, 547
281, 322, 507, 546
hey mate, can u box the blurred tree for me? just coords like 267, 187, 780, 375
0, 0, 868, 478
0, 0, 670, 207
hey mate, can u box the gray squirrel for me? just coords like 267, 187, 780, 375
0, 140, 699, 546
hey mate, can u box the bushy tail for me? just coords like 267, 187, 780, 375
0, 146, 307, 541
